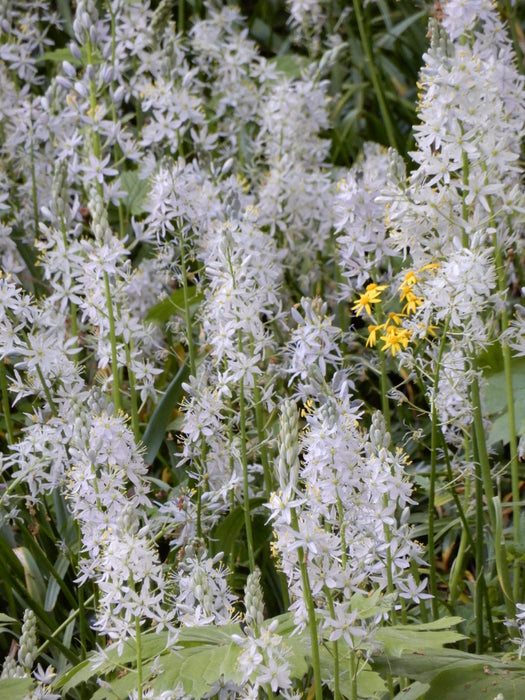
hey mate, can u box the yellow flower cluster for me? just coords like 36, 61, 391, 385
353, 264, 438, 356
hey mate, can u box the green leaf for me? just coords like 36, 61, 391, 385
38, 47, 78, 64
145, 286, 203, 324
483, 357, 525, 444
44, 552, 70, 612
375, 647, 525, 685
13, 547, 46, 607
424, 663, 525, 699
376, 617, 466, 658
56, 659, 94, 692
0, 613, 16, 624
393, 681, 431, 699
0, 677, 34, 698
153, 643, 244, 697
376, 10, 427, 49
120, 170, 151, 216
270, 54, 309, 79
141, 359, 190, 465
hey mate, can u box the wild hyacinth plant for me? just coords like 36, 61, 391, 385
2, 1, 525, 699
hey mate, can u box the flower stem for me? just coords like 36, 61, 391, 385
428, 316, 450, 618
179, 230, 196, 377
0, 361, 14, 445
104, 270, 121, 414
135, 616, 143, 700
290, 508, 323, 700
352, 0, 398, 149
239, 373, 256, 573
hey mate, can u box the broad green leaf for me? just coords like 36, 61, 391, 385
38, 47, 77, 64
0, 676, 34, 698
91, 671, 140, 700
120, 170, 151, 216
425, 662, 525, 699
393, 681, 431, 699
483, 358, 525, 444
376, 617, 466, 657
270, 54, 309, 79
153, 643, 244, 697
374, 647, 525, 684
391, 616, 464, 631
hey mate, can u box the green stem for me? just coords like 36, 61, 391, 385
325, 590, 342, 700
29, 105, 39, 242
253, 382, 272, 500
125, 340, 140, 441
382, 492, 397, 624
179, 231, 196, 376
135, 616, 143, 700
472, 428, 485, 653
178, 0, 185, 33
35, 594, 95, 656
352, 0, 397, 149
471, 375, 495, 524
104, 271, 121, 414
428, 316, 450, 618
493, 496, 516, 619
0, 360, 14, 445
290, 508, 323, 700
493, 241, 520, 599
239, 374, 255, 572
349, 650, 358, 700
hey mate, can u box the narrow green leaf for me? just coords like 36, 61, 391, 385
13, 547, 46, 607
56, 659, 96, 692
44, 553, 70, 612
141, 359, 190, 465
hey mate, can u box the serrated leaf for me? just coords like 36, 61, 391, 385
376, 617, 465, 657
0, 676, 34, 698
392, 616, 464, 631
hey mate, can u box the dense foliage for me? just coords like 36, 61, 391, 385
2, 1, 525, 698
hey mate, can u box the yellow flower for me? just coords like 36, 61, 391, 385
399, 270, 418, 292
366, 324, 383, 347
401, 290, 423, 315
380, 324, 412, 356
352, 283, 388, 317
